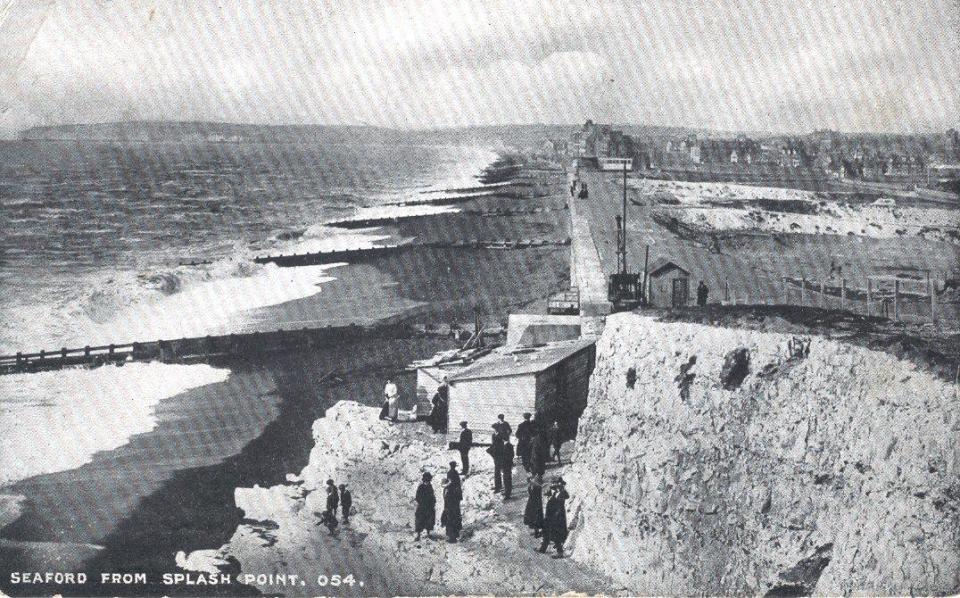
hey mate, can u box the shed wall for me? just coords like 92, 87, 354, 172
446, 375, 537, 445
649, 270, 690, 308
535, 344, 596, 440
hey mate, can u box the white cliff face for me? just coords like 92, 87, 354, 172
566, 313, 960, 596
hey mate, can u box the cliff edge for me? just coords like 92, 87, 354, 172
566, 313, 960, 595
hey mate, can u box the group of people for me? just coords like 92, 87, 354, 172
451, 413, 571, 557
318, 479, 353, 534
379, 377, 450, 430
378, 377, 572, 556
413, 461, 464, 543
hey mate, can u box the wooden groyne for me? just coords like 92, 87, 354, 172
326, 206, 566, 230
0, 320, 508, 376
254, 238, 570, 267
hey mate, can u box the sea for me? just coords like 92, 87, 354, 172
0, 139, 498, 487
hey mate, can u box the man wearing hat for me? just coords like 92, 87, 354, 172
537, 477, 570, 558
515, 413, 534, 472
458, 421, 473, 476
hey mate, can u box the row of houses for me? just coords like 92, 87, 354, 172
542, 122, 960, 187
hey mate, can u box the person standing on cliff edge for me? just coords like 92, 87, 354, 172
537, 478, 569, 558
516, 413, 534, 472
413, 472, 436, 541
501, 437, 515, 499
339, 484, 352, 524
441, 475, 463, 543
384, 378, 400, 422
458, 421, 473, 476
319, 479, 340, 534
488, 428, 505, 493
492, 413, 512, 440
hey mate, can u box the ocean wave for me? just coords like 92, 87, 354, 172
0, 362, 230, 487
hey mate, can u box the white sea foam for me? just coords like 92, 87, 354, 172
327, 203, 461, 225
0, 362, 230, 487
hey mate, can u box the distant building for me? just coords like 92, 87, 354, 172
646, 258, 691, 308
445, 339, 596, 444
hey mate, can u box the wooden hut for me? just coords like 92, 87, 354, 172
445, 339, 596, 445
646, 258, 691, 308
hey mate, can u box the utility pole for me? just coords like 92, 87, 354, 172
616, 161, 628, 274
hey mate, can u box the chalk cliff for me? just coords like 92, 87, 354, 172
565, 313, 960, 595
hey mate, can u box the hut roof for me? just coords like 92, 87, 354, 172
648, 258, 690, 277
448, 338, 594, 382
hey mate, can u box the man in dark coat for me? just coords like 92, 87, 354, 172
492, 413, 512, 440
458, 421, 473, 476
414, 472, 436, 541
501, 438, 515, 499
538, 478, 570, 558
320, 479, 340, 534
515, 413, 534, 472
530, 423, 548, 476
429, 380, 449, 432
338, 483, 352, 524
487, 429, 505, 493
446, 461, 461, 487
441, 476, 463, 543
523, 474, 544, 537
697, 281, 709, 307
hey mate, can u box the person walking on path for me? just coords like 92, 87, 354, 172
492, 413, 512, 440
537, 478, 570, 558
413, 472, 436, 541
516, 413, 534, 472
383, 378, 400, 422
339, 484, 352, 524
488, 429, 505, 493
524, 473, 544, 537
549, 421, 563, 465
458, 421, 473, 476
697, 281, 709, 307
501, 438, 515, 499
441, 475, 463, 543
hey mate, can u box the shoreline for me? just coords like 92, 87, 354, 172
0, 158, 572, 597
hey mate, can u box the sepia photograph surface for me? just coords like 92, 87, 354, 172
0, 1, 959, 596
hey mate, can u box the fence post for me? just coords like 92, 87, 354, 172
782, 277, 788, 305
724, 282, 730, 304
867, 280, 872, 316
820, 279, 827, 309
894, 280, 900, 321
800, 278, 806, 307
840, 279, 846, 311
927, 273, 936, 324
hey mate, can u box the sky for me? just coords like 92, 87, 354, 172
0, 0, 958, 135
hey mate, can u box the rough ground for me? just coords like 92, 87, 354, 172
566, 312, 960, 596
189, 402, 623, 596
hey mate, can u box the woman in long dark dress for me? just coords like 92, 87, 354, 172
414, 472, 436, 541
523, 474, 544, 537
538, 479, 569, 558
440, 476, 463, 543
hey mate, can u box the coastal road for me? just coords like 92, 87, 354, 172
576, 169, 790, 305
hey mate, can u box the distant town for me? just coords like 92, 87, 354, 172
540, 121, 960, 196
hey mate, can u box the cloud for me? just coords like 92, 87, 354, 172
0, 0, 957, 134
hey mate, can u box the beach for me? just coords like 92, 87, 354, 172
0, 156, 572, 596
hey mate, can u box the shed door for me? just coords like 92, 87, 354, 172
671, 278, 689, 307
